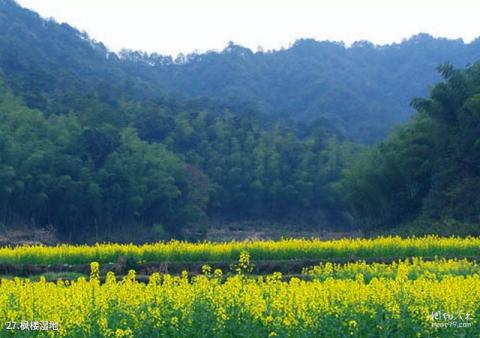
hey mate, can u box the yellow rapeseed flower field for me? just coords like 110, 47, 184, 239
0, 253, 479, 337
0, 235, 479, 264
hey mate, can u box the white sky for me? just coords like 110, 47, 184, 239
16, 0, 480, 57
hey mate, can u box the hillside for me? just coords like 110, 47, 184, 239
2, 0, 480, 143
125, 36, 480, 142
0, 0, 479, 241
0, 0, 352, 241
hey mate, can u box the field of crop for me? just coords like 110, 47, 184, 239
1, 237, 480, 337
1, 236, 480, 264
1, 258, 479, 337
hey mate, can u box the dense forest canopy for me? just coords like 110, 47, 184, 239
345, 63, 480, 228
122, 37, 480, 143
2, 0, 480, 143
0, 0, 479, 240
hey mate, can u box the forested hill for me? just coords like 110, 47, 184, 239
0, 0, 158, 116
0, 0, 351, 241
125, 36, 480, 142
0, 0, 479, 240
2, 0, 480, 143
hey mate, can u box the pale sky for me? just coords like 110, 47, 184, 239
16, 0, 480, 56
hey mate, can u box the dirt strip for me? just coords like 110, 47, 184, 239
1, 256, 479, 277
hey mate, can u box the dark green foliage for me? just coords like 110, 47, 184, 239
128, 36, 480, 142
2, 1, 480, 143
0, 0, 478, 238
0, 77, 353, 238
0, 82, 204, 239
0, 1, 357, 238
155, 111, 354, 222
345, 63, 480, 227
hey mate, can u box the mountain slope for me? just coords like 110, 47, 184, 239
131, 37, 480, 142
3, 0, 480, 142
0, 1, 352, 239
0, 0, 478, 238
